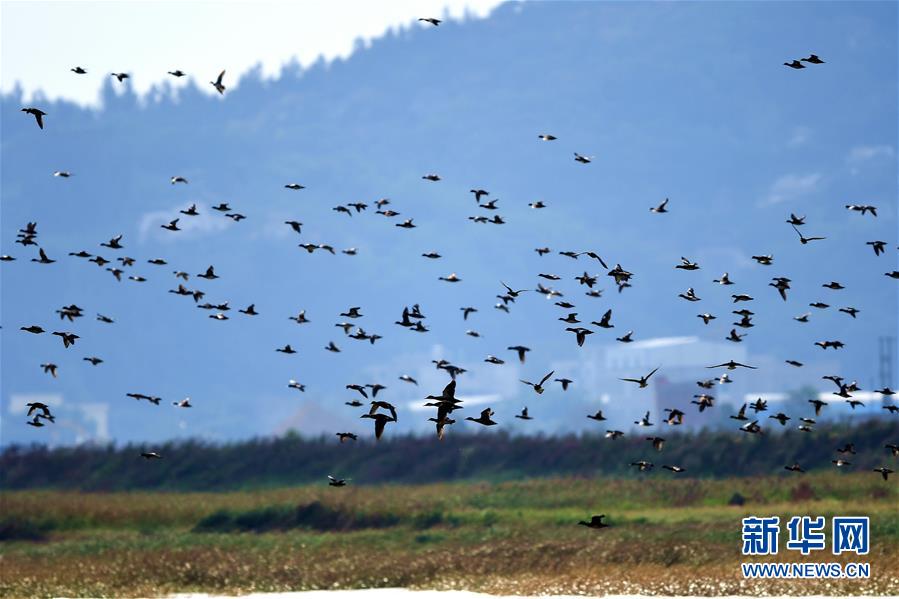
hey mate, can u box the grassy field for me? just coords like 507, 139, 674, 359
1, 473, 898, 597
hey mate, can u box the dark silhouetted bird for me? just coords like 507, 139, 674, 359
210, 70, 226, 94
578, 515, 609, 529
466, 408, 497, 426
621, 367, 659, 389
21, 107, 47, 129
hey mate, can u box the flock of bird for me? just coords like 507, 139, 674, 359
8, 38, 899, 531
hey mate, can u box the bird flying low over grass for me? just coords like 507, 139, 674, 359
578, 514, 609, 529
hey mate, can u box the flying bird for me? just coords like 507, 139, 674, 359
650, 198, 669, 213
845, 204, 877, 217
621, 367, 660, 389
210, 70, 226, 94
520, 370, 555, 394
792, 224, 825, 244
360, 412, 396, 440
566, 327, 593, 347
51, 331, 79, 348
708, 361, 756, 370
866, 240, 887, 256
578, 515, 609, 529
465, 408, 497, 426
515, 407, 533, 421
507, 345, 530, 363
587, 410, 607, 422
592, 309, 614, 329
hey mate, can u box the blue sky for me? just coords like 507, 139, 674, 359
1, 1, 897, 447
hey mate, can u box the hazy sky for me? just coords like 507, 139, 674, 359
0, 0, 503, 106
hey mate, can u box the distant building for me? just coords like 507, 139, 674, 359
598, 336, 749, 428
603, 336, 748, 374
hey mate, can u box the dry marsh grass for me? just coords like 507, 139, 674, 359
1, 473, 897, 597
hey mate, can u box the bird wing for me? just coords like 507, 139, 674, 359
442, 379, 456, 399
540, 370, 555, 386
374, 417, 386, 439
586, 252, 608, 268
